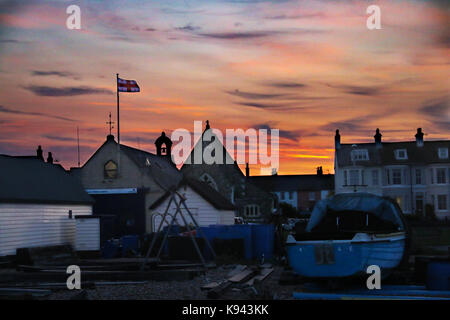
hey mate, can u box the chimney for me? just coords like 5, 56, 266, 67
47, 152, 53, 164
245, 163, 250, 178
205, 120, 210, 131
36, 145, 44, 161
374, 128, 382, 148
317, 166, 323, 176
415, 128, 424, 147
106, 134, 115, 142
335, 129, 341, 150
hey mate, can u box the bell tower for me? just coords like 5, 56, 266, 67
155, 131, 173, 159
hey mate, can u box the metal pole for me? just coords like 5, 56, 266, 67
116, 73, 120, 144
178, 192, 216, 258
141, 195, 174, 270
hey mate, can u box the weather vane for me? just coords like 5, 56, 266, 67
106, 112, 114, 135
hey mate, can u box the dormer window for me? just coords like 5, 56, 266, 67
395, 149, 408, 160
351, 149, 369, 161
438, 148, 448, 159
104, 160, 118, 179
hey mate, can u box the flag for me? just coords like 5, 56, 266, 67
117, 77, 140, 92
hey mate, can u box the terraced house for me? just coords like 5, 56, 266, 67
334, 128, 450, 219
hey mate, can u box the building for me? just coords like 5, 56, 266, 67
334, 128, 450, 219
70, 133, 182, 236
150, 178, 236, 231
249, 168, 334, 213
0, 154, 94, 256
181, 121, 276, 223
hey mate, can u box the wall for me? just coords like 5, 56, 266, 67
150, 185, 235, 232
75, 217, 100, 251
0, 203, 92, 256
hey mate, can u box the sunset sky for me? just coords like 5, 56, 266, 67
0, 0, 448, 175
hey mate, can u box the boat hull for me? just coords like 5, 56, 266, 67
286, 232, 406, 278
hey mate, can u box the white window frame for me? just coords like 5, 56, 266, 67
438, 148, 449, 159
351, 149, 369, 161
436, 168, 447, 184
371, 169, 379, 186
394, 149, 408, 160
437, 195, 448, 211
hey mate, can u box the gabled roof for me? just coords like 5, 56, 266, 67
0, 155, 94, 205
336, 140, 450, 167
150, 177, 235, 210
78, 135, 182, 191
249, 174, 334, 192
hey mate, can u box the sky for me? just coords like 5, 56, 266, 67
0, 0, 448, 175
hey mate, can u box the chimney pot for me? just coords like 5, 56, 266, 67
335, 129, 341, 150
47, 152, 53, 164
245, 163, 250, 178
415, 128, 424, 147
36, 145, 44, 161
374, 128, 382, 147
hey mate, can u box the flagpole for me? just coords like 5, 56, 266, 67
116, 73, 120, 144
116, 73, 121, 176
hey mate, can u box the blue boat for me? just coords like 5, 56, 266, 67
287, 193, 408, 279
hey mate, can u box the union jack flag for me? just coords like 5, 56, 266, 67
117, 77, 140, 92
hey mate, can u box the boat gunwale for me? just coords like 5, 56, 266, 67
286, 232, 406, 246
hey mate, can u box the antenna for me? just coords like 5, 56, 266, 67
77, 126, 80, 167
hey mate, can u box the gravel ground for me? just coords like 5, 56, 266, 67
47, 265, 302, 300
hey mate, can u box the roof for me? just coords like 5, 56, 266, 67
150, 177, 235, 211
77, 135, 182, 191
249, 174, 334, 192
336, 140, 450, 167
0, 155, 94, 205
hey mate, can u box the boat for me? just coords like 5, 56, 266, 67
286, 193, 409, 279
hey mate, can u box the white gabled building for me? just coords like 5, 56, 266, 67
0, 154, 94, 256
334, 128, 450, 219
150, 178, 236, 231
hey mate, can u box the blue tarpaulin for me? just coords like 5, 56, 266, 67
306, 193, 405, 232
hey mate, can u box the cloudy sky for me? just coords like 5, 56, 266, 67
0, 0, 448, 174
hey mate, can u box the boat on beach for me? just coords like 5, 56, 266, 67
286, 193, 408, 279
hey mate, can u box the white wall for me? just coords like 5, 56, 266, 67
0, 203, 92, 256
150, 185, 235, 232
75, 218, 100, 251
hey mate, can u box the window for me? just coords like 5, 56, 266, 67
104, 160, 118, 179
437, 168, 447, 184
438, 148, 448, 159
392, 169, 402, 185
437, 195, 448, 211
394, 149, 408, 160
415, 194, 424, 214
349, 169, 360, 186
415, 169, 422, 185
280, 192, 285, 200
343, 170, 348, 186
351, 149, 369, 161
372, 170, 379, 186
245, 204, 260, 217
289, 191, 294, 200
430, 168, 434, 184
308, 192, 315, 201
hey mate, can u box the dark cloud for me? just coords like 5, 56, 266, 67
236, 102, 290, 109
199, 31, 274, 40
42, 135, 76, 142
0, 39, 22, 43
326, 83, 382, 96
254, 123, 300, 142
419, 97, 450, 131
175, 24, 201, 32
31, 70, 80, 80
145, 27, 157, 32
265, 13, 326, 20
226, 89, 286, 99
264, 82, 307, 89
24, 85, 113, 97
0, 105, 76, 122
